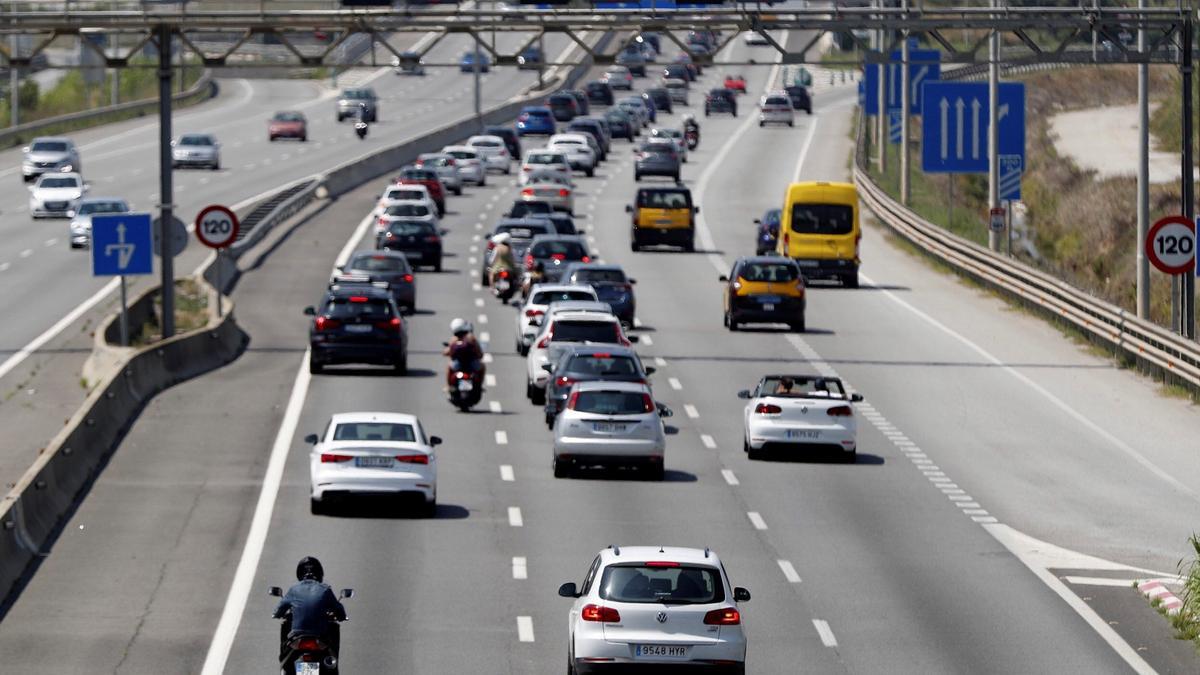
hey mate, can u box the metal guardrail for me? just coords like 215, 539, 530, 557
852, 116, 1200, 388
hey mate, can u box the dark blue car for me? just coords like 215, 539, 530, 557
516, 106, 557, 136
561, 262, 637, 328
460, 51, 490, 73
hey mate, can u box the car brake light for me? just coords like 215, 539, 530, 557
558, 188, 569, 197
523, 166, 532, 172
377, 216, 388, 227
537, 330, 553, 349
446, 159, 456, 166
320, 453, 352, 463
828, 405, 853, 417
525, 309, 544, 317
641, 394, 655, 413
403, 273, 415, 282
556, 376, 577, 388
754, 403, 782, 414
644, 561, 679, 568
566, 390, 580, 409
524, 254, 535, 270
617, 326, 630, 347
349, 296, 369, 303
551, 253, 566, 261
395, 453, 430, 464
375, 317, 402, 330
581, 604, 621, 623
704, 608, 741, 625
314, 316, 341, 331
522, 188, 535, 196
581, 256, 591, 263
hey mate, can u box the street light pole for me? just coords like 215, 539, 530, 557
900, 0, 910, 205
1136, 0, 1150, 319
987, 0, 1001, 252
158, 23, 175, 339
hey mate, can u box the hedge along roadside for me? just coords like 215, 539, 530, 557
0, 30, 613, 612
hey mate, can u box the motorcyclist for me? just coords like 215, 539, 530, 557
489, 232, 517, 287
443, 317, 485, 388
682, 113, 700, 147
354, 103, 369, 139
521, 260, 546, 301
273, 556, 347, 662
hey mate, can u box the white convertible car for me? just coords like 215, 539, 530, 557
739, 374, 862, 462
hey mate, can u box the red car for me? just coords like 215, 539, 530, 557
724, 75, 747, 94
268, 110, 307, 142
394, 167, 447, 217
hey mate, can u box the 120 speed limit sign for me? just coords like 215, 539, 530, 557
1146, 215, 1196, 275
195, 204, 240, 249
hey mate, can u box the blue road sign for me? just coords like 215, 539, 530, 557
888, 110, 902, 145
999, 154, 1022, 201
920, 81, 1025, 174
92, 213, 153, 277
863, 49, 941, 116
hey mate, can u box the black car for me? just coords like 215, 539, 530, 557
377, 220, 443, 272
524, 234, 592, 283
564, 89, 590, 116
754, 208, 782, 256
634, 142, 681, 182
518, 46, 543, 70
644, 88, 673, 115
542, 344, 654, 427
585, 80, 615, 106
530, 212, 579, 235
508, 199, 554, 219
562, 262, 637, 327
784, 85, 813, 114
604, 110, 636, 141
705, 88, 737, 117
305, 282, 408, 374
481, 219, 555, 285
341, 252, 418, 313
483, 125, 522, 161
615, 49, 647, 77
566, 119, 611, 159
547, 93, 579, 122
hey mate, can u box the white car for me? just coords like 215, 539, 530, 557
649, 127, 687, 162
602, 65, 634, 90
559, 546, 750, 672
306, 411, 441, 516
515, 284, 599, 354
466, 134, 513, 174
377, 184, 437, 216
29, 172, 86, 219
415, 152, 463, 195
547, 134, 597, 176
542, 300, 614, 325
552, 381, 670, 479
744, 30, 771, 45
171, 133, 220, 170
375, 200, 439, 236
520, 173, 576, 214
758, 92, 795, 127
68, 197, 129, 248
664, 78, 690, 105
442, 145, 487, 186
525, 311, 632, 403
520, 149, 573, 186
739, 374, 861, 462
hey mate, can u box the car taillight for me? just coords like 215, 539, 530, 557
524, 254, 535, 270
581, 256, 591, 263
551, 253, 566, 261
375, 317, 402, 330
556, 376, 577, 388
522, 188, 535, 196
446, 159, 456, 166
641, 394, 655, 413
314, 317, 341, 331
704, 608, 741, 625
581, 604, 621, 623
754, 403, 782, 415
320, 453, 352, 463
525, 309, 544, 317
537, 331, 553, 349
566, 391, 580, 409
523, 166, 532, 172
644, 560, 679, 568
558, 188, 569, 197
403, 273, 415, 282
828, 405, 853, 417
617, 326, 631, 347
395, 454, 429, 464
377, 216, 388, 227
425, 235, 440, 243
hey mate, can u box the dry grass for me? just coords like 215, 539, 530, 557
1170, 534, 1200, 649
132, 279, 210, 346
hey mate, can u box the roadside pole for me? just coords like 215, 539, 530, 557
1181, 18, 1195, 338
1136, 0, 1150, 319
119, 276, 129, 346
987, 0, 1001, 252
9, 34, 17, 127
900, 2, 911, 206
876, 0, 886, 175
158, 23, 175, 339
473, 31, 482, 132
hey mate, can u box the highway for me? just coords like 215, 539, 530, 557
0, 16, 1198, 675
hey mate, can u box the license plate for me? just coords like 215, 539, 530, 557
762, 303, 775, 311
496, 279, 510, 292
635, 644, 688, 658
757, 295, 782, 304
786, 429, 820, 439
795, 260, 819, 267
457, 379, 474, 392
655, 219, 674, 226
344, 324, 372, 333
355, 456, 393, 468
592, 422, 627, 433
296, 662, 320, 674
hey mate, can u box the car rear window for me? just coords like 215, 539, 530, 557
510, 202, 552, 217
386, 189, 425, 201
386, 203, 431, 218
765, 96, 791, 106
573, 269, 626, 284
349, 254, 410, 273
567, 354, 639, 376
551, 320, 619, 343
324, 297, 394, 320
446, 150, 476, 160
526, 109, 551, 118
641, 145, 675, 156
400, 169, 437, 181
790, 204, 853, 235
471, 139, 501, 147
759, 376, 847, 398
496, 224, 549, 239
637, 190, 691, 209
531, 240, 587, 259
332, 422, 415, 442
532, 290, 596, 304
180, 135, 213, 146
528, 153, 563, 164
78, 201, 128, 215
738, 262, 799, 282
571, 390, 650, 415
39, 177, 79, 188
384, 221, 435, 237
599, 564, 723, 604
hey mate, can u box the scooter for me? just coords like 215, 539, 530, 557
493, 268, 517, 303
685, 127, 699, 150
448, 367, 484, 411
269, 586, 353, 675
354, 121, 368, 140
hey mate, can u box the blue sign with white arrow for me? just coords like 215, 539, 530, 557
92, 213, 153, 276
863, 49, 941, 116
920, 81, 1025, 175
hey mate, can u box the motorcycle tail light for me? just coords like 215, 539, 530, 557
296, 637, 323, 651
524, 254, 535, 270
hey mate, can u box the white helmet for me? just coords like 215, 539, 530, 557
681, 113, 696, 123
450, 318, 473, 335
492, 232, 512, 245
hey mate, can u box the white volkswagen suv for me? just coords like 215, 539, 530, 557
559, 545, 750, 675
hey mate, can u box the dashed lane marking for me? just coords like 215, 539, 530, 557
701, 434, 716, 449
813, 620, 838, 647
640, 335, 653, 346
721, 469, 739, 486
654, 357, 667, 367
43, 238, 57, 247
475, 297, 485, 307
19, 249, 32, 258
668, 377, 682, 390
495, 430, 508, 445
684, 404, 699, 419
508, 507, 524, 527
477, 313, 489, 325
486, 374, 497, 387
500, 464, 515, 481
516, 616, 535, 642
512, 556, 528, 579
777, 560, 802, 584
490, 400, 503, 414
747, 512, 768, 530
0, 263, 8, 271
480, 331, 490, 344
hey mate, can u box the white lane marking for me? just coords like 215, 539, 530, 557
477, 313, 489, 325
701, 434, 717, 449
18, 249, 32, 258
512, 556, 528, 579
468, 256, 478, 265
516, 616, 535, 642
0, 263, 8, 271
683, 404, 699, 418
747, 511, 768, 530
640, 335, 653, 346
956, 502, 982, 509
813, 619, 838, 647
777, 560, 802, 584
973, 515, 1000, 523
963, 509, 990, 515
500, 464, 515, 482
721, 469, 739, 486
668, 377, 682, 390
43, 238, 57, 247
480, 331, 491, 344
473, 283, 483, 292
495, 430, 509, 445
654, 356, 667, 367
490, 400, 503, 414
475, 297, 486, 307
469, 245, 479, 253
508, 506, 524, 527
486, 374, 497, 387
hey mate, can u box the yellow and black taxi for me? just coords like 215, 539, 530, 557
719, 256, 807, 332
626, 185, 697, 252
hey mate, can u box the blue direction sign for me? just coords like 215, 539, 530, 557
863, 49, 941, 116
92, 213, 153, 276
888, 110, 902, 145
920, 81, 1025, 175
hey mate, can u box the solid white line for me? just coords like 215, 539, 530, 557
495, 430, 509, 445
668, 377, 683, 390
777, 560, 802, 584
516, 616, 535, 642
489, 400, 502, 414
747, 511, 768, 530
813, 619, 838, 647
684, 404, 699, 419
701, 434, 717, 449
508, 506, 524, 527
500, 464, 515, 481
512, 556, 528, 580
721, 469, 739, 486
0, 277, 119, 383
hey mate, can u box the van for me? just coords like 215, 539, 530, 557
777, 181, 860, 287
626, 186, 697, 252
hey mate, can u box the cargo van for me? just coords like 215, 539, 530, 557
776, 181, 860, 287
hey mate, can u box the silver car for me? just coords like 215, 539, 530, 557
521, 173, 575, 214
602, 65, 634, 90
649, 127, 687, 162
171, 133, 221, 170
664, 78, 690, 105
29, 172, 86, 219
416, 153, 463, 195
552, 380, 670, 479
69, 197, 130, 248
336, 87, 378, 122
759, 93, 795, 127
22, 137, 81, 183
617, 97, 650, 128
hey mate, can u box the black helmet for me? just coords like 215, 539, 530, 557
296, 556, 325, 582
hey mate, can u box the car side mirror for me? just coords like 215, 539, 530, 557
341, 588, 354, 599
541, 363, 555, 372
718, 275, 728, 282
734, 587, 751, 602
851, 393, 864, 402
430, 436, 443, 446
304, 433, 319, 445
268, 586, 283, 597
736, 389, 752, 399
694, 206, 700, 213
303, 306, 316, 316
627, 335, 639, 343
558, 582, 579, 598
644, 367, 656, 376
627, 278, 636, 284
658, 404, 673, 418
753, 219, 761, 224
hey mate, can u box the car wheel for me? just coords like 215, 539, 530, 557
308, 358, 323, 374
683, 238, 695, 252
634, 172, 641, 181
791, 316, 806, 332
844, 273, 860, 289
310, 498, 326, 516
481, 273, 490, 287
788, 120, 794, 127
646, 464, 665, 481
546, 415, 555, 430
269, 136, 276, 142
211, 161, 220, 171
394, 352, 408, 375
553, 458, 570, 479
526, 380, 537, 400
586, 167, 594, 177
843, 450, 858, 464
747, 444, 765, 461
504, 166, 511, 175
728, 315, 739, 331
454, 186, 463, 196
301, 135, 308, 142
531, 386, 545, 405
422, 497, 437, 518
758, 121, 764, 127
434, 258, 443, 273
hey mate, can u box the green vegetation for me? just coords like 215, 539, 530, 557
132, 279, 211, 346
1168, 534, 1200, 649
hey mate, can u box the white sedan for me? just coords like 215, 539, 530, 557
306, 411, 440, 516
466, 134, 513, 174
547, 133, 597, 176
29, 172, 86, 218
739, 374, 861, 462
552, 381, 670, 479
514, 284, 599, 355
442, 145, 487, 186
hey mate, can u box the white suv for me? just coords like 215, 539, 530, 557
559, 546, 750, 675
552, 381, 670, 480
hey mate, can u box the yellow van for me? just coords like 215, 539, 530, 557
776, 181, 860, 287
626, 186, 697, 252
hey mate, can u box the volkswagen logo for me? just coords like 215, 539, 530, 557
800, 406, 809, 413
656, 611, 668, 624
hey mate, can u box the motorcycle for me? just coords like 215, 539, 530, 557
269, 586, 353, 675
354, 103, 369, 140
493, 268, 517, 303
685, 126, 699, 150
443, 344, 485, 412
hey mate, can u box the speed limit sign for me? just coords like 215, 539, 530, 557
195, 204, 240, 249
1146, 215, 1196, 275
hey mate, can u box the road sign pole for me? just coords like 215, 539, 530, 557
899, 11, 910, 205
119, 275, 129, 347
473, 27, 483, 132
876, 0, 886, 174
158, 22, 175, 339
1136, 0, 1151, 320
216, 251, 224, 319
987, 2, 1001, 252
1181, 18, 1195, 338
8, 35, 17, 128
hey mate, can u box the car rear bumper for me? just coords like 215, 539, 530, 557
729, 296, 805, 324
790, 257, 858, 280
311, 343, 405, 366
173, 157, 217, 167
481, 155, 510, 170
633, 226, 693, 246
553, 436, 664, 460
311, 473, 434, 502
759, 111, 794, 124
573, 636, 744, 673
635, 163, 680, 177
747, 422, 855, 451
